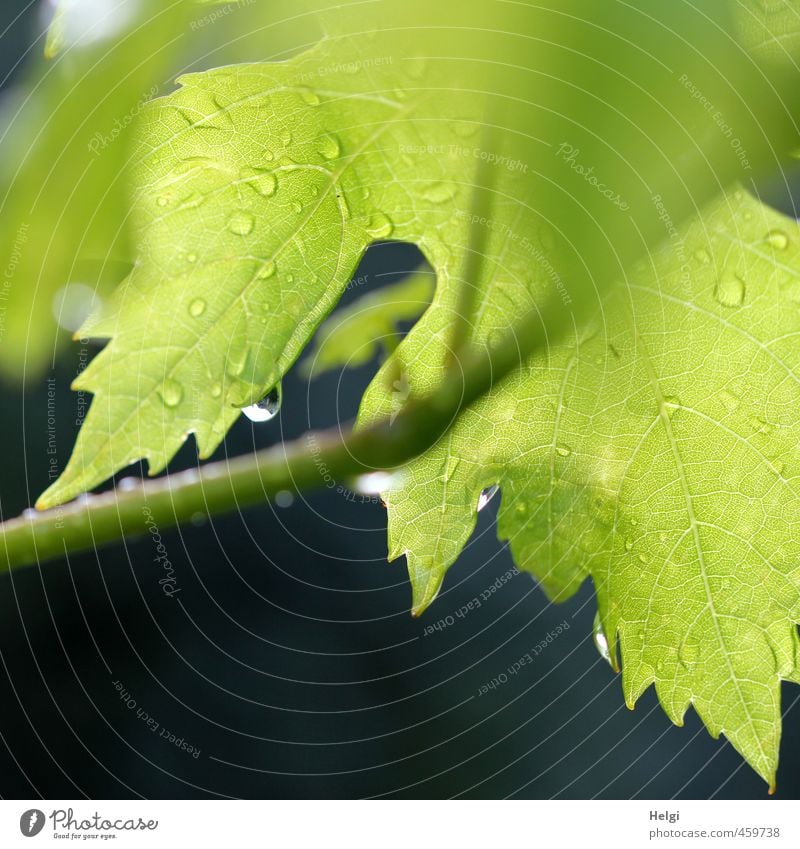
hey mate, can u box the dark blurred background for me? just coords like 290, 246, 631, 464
0, 0, 798, 801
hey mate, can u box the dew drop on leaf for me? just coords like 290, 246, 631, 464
241, 384, 282, 423
679, 641, 699, 670
354, 471, 402, 494
188, 298, 206, 318
210, 382, 222, 398
297, 86, 321, 106
228, 211, 255, 236
765, 229, 789, 251
714, 273, 745, 308
156, 196, 169, 207
257, 260, 276, 280
318, 133, 341, 160
156, 379, 183, 408
593, 612, 613, 667
243, 169, 277, 198
366, 213, 394, 239
555, 445, 571, 457
693, 247, 711, 264
477, 485, 499, 511
422, 182, 456, 203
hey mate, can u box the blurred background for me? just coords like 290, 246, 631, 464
0, 0, 798, 800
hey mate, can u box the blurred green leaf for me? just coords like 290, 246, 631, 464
0, 0, 190, 380
302, 269, 434, 378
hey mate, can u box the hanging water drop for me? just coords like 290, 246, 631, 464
242, 384, 282, 423
714, 273, 745, 308
354, 471, 401, 494
593, 612, 613, 667
477, 485, 499, 512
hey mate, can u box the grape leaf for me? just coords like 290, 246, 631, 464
33, 0, 800, 786
0, 0, 189, 379
359, 189, 800, 789
38, 0, 791, 507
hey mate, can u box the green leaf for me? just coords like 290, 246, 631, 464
360, 189, 800, 788
39, 1, 794, 508
0, 0, 190, 379
302, 268, 434, 378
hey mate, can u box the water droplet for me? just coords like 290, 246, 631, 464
555, 445, 571, 457
188, 298, 206, 318
257, 260, 276, 280
179, 192, 206, 210
275, 490, 294, 508
693, 247, 711, 264
286, 274, 294, 284
714, 273, 745, 308
156, 379, 183, 408
318, 133, 341, 160
187, 252, 197, 263
297, 86, 320, 106
454, 122, 478, 138
228, 211, 255, 236
354, 471, 401, 494
679, 641, 699, 670
242, 169, 277, 197
291, 201, 303, 214
210, 382, 222, 398
242, 384, 282, 423
366, 213, 394, 240
766, 229, 789, 251
593, 612, 613, 667
156, 196, 169, 207
477, 485, 499, 511
422, 182, 456, 203
625, 538, 634, 552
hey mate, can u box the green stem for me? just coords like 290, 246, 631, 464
0, 295, 561, 570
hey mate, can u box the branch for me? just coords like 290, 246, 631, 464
0, 295, 566, 570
